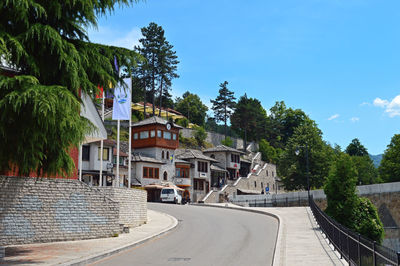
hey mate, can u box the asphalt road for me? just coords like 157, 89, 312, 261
94, 203, 278, 266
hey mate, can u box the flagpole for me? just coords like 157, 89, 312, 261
128, 103, 132, 189
99, 89, 104, 187
116, 119, 120, 187
79, 144, 82, 181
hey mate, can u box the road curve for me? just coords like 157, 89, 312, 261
94, 203, 278, 266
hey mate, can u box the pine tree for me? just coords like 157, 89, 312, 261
0, 0, 139, 176
134, 22, 179, 116
210, 81, 236, 139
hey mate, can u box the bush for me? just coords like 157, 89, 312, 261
221, 136, 233, 147
324, 153, 384, 243
194, 126, 207, 147
175, 117, 189, 128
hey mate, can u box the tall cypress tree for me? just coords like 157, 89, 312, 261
133, 22, 179, 116
210, 81, 236, 139
0, 0, 139, 176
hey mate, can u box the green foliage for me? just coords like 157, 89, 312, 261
259, 139, 280, 164
204, 116, 239, 138
379, 134, 400, 183
210, 81, 236, 137
175, 92, 208, 126
0, 0, 139, 176
324, 154, 359, 228
109, 127, 129, 142
353, 197, 384, 243
325, 154, 384, 243
265, 101, 309, 150
231, 94, 268, 147
221, 137, 234, 147
0, 75, 92, 176
194, 126, 207, 147
133, 22, 179, 116
345, 138, 369, 157
175, 117, 189, 128
351, 156, 379, 185
279, 121, 334, 191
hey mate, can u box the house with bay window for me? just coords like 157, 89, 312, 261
175, 149, 218, 202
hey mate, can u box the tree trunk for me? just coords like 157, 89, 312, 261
224, 105, 227, 139
158, 78, 163, 117
151, 54, 156, 116
143, 80, 147, 117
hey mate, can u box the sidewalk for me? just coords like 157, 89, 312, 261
0, 210, 177, 266
206, 203, 347, 266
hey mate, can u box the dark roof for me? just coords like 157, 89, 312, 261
131, 153, 165, 164
203, 145, 245, 154
113, 147, 128, 157
93, 139, 116, 147
175, 149, 218, 162
210, 164, 228, 172
131, 116, 182, 129
175, 159, 191, 164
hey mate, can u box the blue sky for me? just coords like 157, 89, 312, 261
88, 0, 400, 155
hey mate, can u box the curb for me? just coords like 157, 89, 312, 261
62, 211, 179, 266
192, 203, 282, 266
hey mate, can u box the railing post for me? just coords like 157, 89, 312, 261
357, 234, 361, 266
264, 198, 266, 207
397, 251, 400, 266
347, 232, 350, 263
373, 241, 376, 266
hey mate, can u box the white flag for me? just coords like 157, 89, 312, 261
112, 78, 131, 120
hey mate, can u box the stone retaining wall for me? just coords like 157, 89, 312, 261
99, 187, 147, 227
0, 176, 120, 246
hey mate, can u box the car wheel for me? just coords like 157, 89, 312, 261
174, 198, 178, 204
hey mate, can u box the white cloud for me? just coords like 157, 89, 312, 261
373, 97, 389, 108
372, 95, 400, 117
386, 95, 400, 117
328, 114, 339, 120
88, 27, 142, 49
350, 117, 359, 122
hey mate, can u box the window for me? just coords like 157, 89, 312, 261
163, 131, 171, 139
113, 156, 124, 165
166, 151, 169, 159
194, 179, 204, 190
143, 167, 159, 179
176, 168, 189, 178
272, 171, 274, 177
162, 151, 165, 159
82, 145, 90, 161
140, 131, 149, 139
173, 133, 177, 140
150, 130, 156, 138
134, 133, 138, 140
98, 147, 109, 161
254, 181, 257, 187
157, 130, 162, 138
261, 182, 263, 188
231, 154, 240, 163
266, 170, 269, 176
163, 171, 167, 181
198, 161, 208, 173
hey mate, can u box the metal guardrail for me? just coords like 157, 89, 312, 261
309, 196, 400, 266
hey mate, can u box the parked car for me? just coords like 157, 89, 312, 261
160, 188, 182, 204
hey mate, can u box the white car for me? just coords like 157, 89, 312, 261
160, 188, 182, 204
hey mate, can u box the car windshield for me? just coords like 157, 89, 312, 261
161, 189, 174, 194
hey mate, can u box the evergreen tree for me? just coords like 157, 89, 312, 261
325, 154, 384, 243
0, 0, 138, 176
379, 134, 400, 183
134, 22, 179, 116
279, 121, 334, 190
231, 94, 268, 150
345, 138, 369, 157
210, 81, 236, 139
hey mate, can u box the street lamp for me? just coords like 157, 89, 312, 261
295, 144, 310, 202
